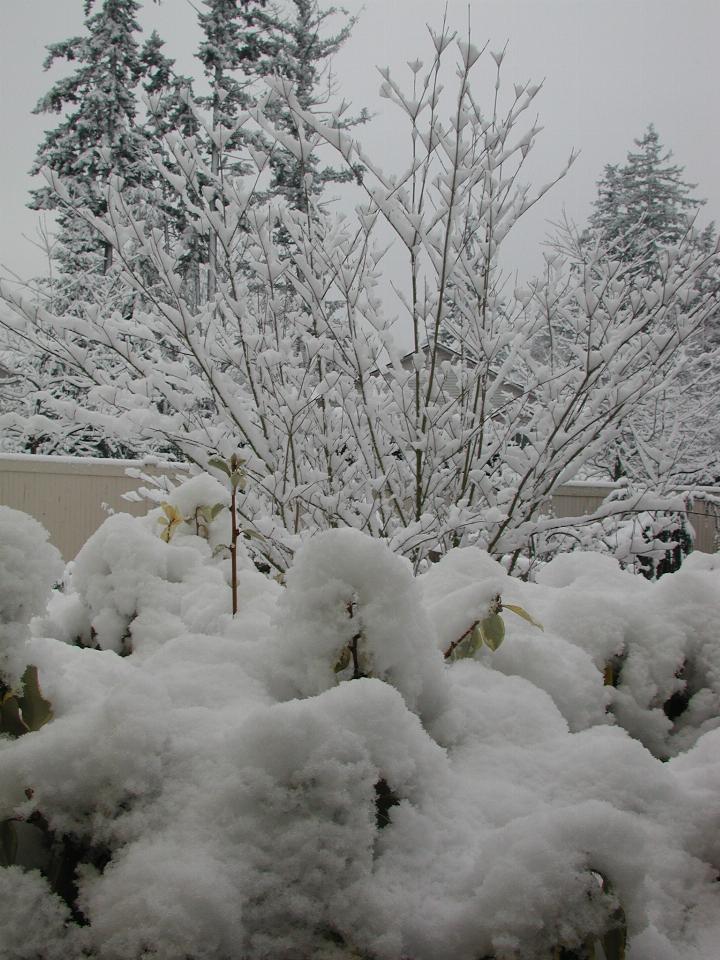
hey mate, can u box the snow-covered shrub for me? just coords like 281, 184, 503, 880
151, 471, 230, 552
0, 866, 78, 960
0, 507, 60, 748
269, 528, 448, 721
532, 549, 720, 758
0, 506, 62, 685
2, 509, 720, 959
37, 471, 255, 655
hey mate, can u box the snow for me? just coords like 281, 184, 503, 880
0, 867, 73, 960
1, 492, 720, 959
0, 506, 63, 685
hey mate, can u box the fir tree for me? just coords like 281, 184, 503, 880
197, 0, 269, 123
139, 30, 203, 289
588, 124, 705, 270
253, 0, 367, 212
29, 0, 154, 279
195, 0, 269, 298
585, 125, 720, 484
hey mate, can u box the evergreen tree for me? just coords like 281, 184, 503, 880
585, 125, 720, 485
191, 0, 363, 290
197, 0, 268, 122
29, 0, 155, 279
588, 124, 705, 271
253, 0, 367, 212
194, 0, 268, 298
139, 30, 203, 288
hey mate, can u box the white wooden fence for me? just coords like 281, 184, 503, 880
1, 453, 718, 561
0, 454, 186, 560
551, 482, 719, 555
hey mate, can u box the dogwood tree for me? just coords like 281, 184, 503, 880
2, 28, 718, 571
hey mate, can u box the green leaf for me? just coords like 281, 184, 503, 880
449, 623, 484, 661
334, 647, 351, 673
0, 694, 30, 737
480, 613, 505, 651
242, 528, 265, 541
468, 622, 485, 655
0, 820, 18, 868
231, 471, 246, 491
601, 924, 627, 960
208, 456, 231, 477
503, 603, 543, 631
209, 502, 226, 520
17, 666, 53, 732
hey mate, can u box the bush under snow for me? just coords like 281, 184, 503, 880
0, 505, 63, 685
1, 492, 720, 959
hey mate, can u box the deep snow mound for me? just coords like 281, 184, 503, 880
1, 504, 719, 959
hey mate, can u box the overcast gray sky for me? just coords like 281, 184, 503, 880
1, 0, 719, 284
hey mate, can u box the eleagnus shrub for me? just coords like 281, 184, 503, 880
1, 497, 719, 959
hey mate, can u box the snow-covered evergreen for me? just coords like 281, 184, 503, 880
582, 125, 720, 487
29, 0, 156, 279
252, 0, 368, 212
588, 125, 707, 269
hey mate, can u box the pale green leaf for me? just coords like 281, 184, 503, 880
334, 647, 351, 673
242, 528, 265, 541
17, 665, 53, 732
480, 613, 505, 651
469, 622, 485, 654
450, 623, 484, 661
503, 603, 543, 631
208, 456, 232, 476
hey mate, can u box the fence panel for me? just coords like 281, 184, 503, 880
1, 455, 718, 561
0, 454, 180, 560
552, 482, 719, 554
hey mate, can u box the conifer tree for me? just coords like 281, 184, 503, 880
253, 0, 367, 212
585, 125, 720, 486
139, 30, 202, 286
195, 1, 267, 298
588, 124, 706, 271
29, 0, 154, 280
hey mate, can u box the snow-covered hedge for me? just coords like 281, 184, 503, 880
1, 488, 720, 959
